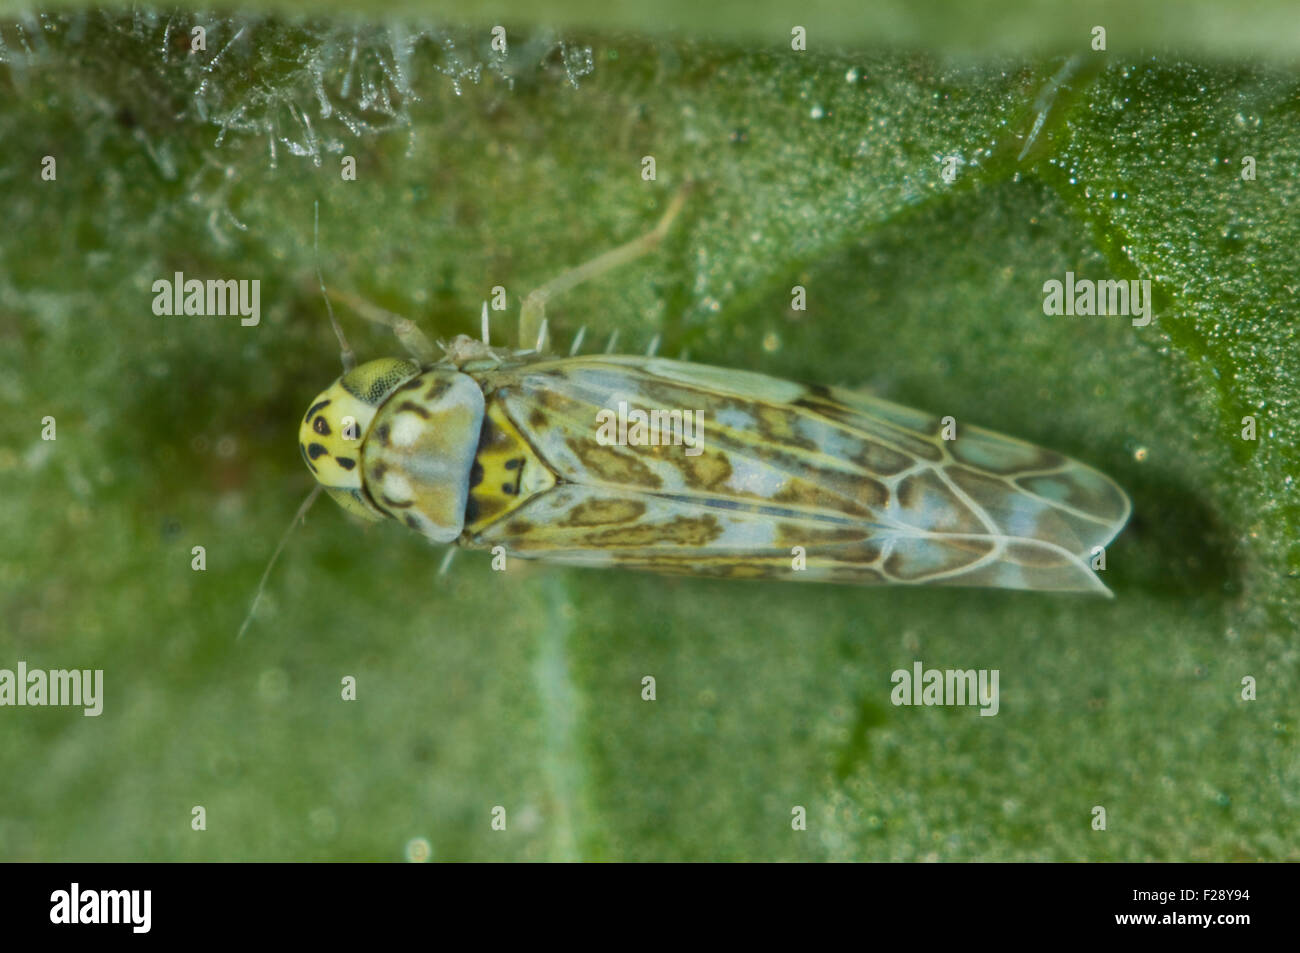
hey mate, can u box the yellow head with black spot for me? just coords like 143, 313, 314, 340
299, 358, 422, 520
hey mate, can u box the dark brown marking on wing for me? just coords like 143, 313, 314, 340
754, 404, 815, 450
851, 440, 913, 476
895, 470, 984, 534
580, 514, 724, 548
562, 498, 647, 527
771, 522, 875, 549
795, 394, 944, 463
565, 439, 663, 488
678, 452, 732, 492
770, 470, 888, 516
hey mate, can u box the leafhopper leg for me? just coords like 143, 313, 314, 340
517, 184, 691, 350
326, 288, 438, 365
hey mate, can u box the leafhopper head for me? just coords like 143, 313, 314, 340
299, 357, 421, 520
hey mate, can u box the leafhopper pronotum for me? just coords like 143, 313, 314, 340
244, 191, 1130, 635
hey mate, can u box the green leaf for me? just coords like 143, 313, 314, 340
0, 8, 1293, 861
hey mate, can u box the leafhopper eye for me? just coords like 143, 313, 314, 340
342, 416, 358, 441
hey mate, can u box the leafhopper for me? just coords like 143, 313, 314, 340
244, 191, 1130, 634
